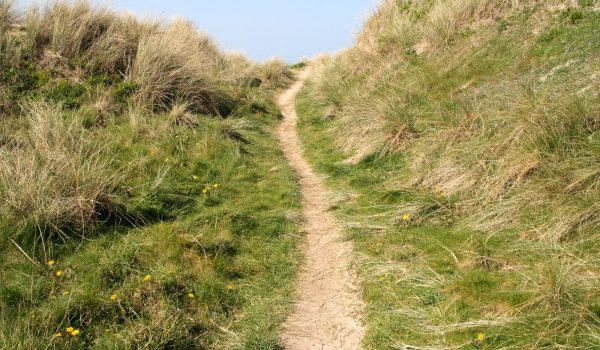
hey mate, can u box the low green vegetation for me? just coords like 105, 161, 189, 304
299, 0, 600, 349
0, 1, 299, 348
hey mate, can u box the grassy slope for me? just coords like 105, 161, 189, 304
0, 2, 300, 349
299, 1, 600, 349
1, 105, 301, 349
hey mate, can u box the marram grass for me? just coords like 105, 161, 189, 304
299, 0, 600, 348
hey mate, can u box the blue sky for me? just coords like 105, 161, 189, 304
18, 0, 377, 62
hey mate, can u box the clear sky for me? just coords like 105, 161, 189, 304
18, 0, 377, 62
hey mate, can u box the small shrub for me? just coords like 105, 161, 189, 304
112, 80, 138, 105
560, 8, 584, 24
42, 80, 86, 109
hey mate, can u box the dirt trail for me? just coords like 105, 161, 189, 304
277, 71, 365, 350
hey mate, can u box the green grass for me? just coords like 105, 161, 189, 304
0, 97, 302, 349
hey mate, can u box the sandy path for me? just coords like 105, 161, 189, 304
277, 71, 365, 350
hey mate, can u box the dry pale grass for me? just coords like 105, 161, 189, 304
19, 1, 289, 115
0, 102, 121, 239
24, 1, 158, 73
0, 0, 12, 31
0, 86, 9, 114
305, 0, 600, 243
257, 59, 295, 88
357, 0, 530, 55
129, 19, 234, 114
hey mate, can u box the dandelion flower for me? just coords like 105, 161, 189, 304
213, 184, 219, 188
70, 329, 80, 336
202, 189, 208, 194
55, 271, 63, 277
193, 176, 199, 180
187, 293, 195, 299
53, 332, 62, 338
402, 213, 412, 222
66, 327, 74, 333
47, 260, 55, 266
477, 333, 486, 341
110, 294, 117, 301
143, 274, 152, 282
63, 291, 69, 296
226, 284, 235, 290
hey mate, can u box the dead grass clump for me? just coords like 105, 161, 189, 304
426, 0, 523, 45
0, 85, 9, 114
256, 59, 295, 88
27, 1, 115, 59
129, 19, 234, 115
25, 0, 156, 75
218, 52, 256, 86
0, 0, 13, 32
169, 101, 199, 129
0, 102, 121, 240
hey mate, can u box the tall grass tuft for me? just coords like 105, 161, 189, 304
0, 102, 121, 241
0, 0, 12, 31
129, 19, 234, 114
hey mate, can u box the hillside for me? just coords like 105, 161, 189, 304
3, 0, 600, 349
298, 0, 600, 349
0, 1, 300, 348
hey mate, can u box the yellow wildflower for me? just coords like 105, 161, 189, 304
143, 274, 152, 282
213, 184, 219, 188
187, 293, 195, 299
70, 329, 80, 336
66, 327, 74, 333
47, 260, 55, 266
402, 213, 412, 222
63, 291, 69, 296
53, 332, 62, 338
110, 294, 117, 301
202, 189, 208, 194
193, 176, 199, 180
55, 271, 63, 277
477, 333, 486, 341
226, 284, 235, 290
